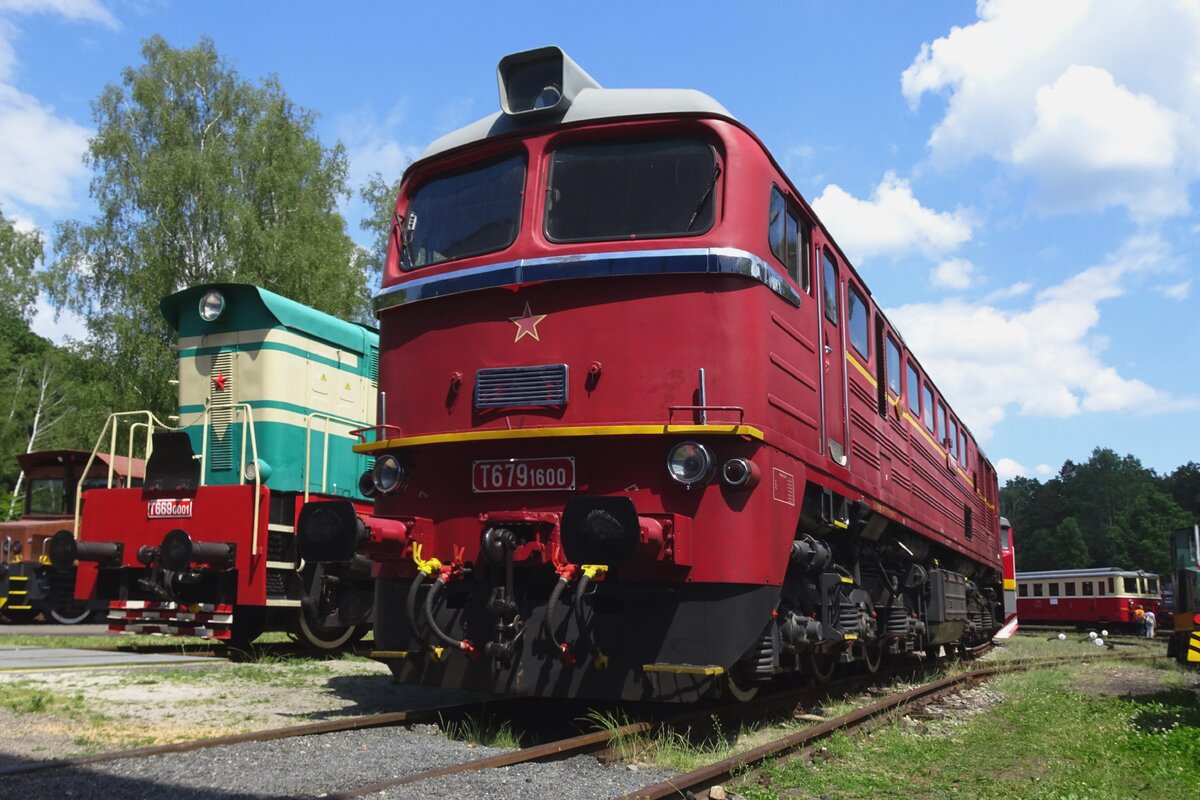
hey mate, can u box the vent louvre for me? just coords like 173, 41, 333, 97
475, 364, 568, 409
208, 350, 236, 471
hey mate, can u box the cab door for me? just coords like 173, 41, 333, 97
816, 246, 848, 465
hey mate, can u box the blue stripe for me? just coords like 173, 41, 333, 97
374, 247, 802, 311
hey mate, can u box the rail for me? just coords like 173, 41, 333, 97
303, 412, 359, 502
73, 410, 173, 537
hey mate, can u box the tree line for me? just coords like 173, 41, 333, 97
1001, 448, 1199, 578
0, 36, 401, 517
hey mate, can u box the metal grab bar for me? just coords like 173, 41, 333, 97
74, 410, 174, 537
666, 404, 747, 425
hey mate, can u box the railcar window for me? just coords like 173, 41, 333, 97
546, 137, 717, 242
886, 337, 902, 396
403, 153, 526, 269
848, 286, 869, 359
1049, 582, 1059, 596
1124, 576, 1137, 593
960, 432, 969, 468
1107, 577, 1115, 594
1083, 581, 1094, 596
1065, 582, 1076, 596
1148, 577, 1158, 593
949, 418, 959, 461
27, 478, 63, 515
1099, 582, 1105, 596
906, 362, 920, 416
1033, 583, 1044, 597
1019, 583, 1028, 597
821, 250, 839, 324
922, 383, 934, 432
937, 401, 947, 446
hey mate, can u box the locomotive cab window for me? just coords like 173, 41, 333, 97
27, 477, 64, 515
546, 136, 718, 242
848, 286, 869, 359
1124, 576, 1136, 593
769, 187, 811, 290
402, 152, 526, 269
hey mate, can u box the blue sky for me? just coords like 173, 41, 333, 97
1, 0, 1197, 483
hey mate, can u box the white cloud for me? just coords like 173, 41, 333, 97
29, 292, 87, 344
984, 281, 1031, 302
930, 257, 975, 289
811, 172, 973, 264
0, 83, 90, 211
1162, 280, 1190, 300
902, 0, 1200, 219
886, 234, 1175, 441
0, 0, 117, 28
0, 1, 114, 214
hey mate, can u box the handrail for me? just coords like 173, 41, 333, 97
74, 410, 174, 537
305, 412, 358, 502
666, 404, 746, 425
126, 422, 153, 488
349, 424, 404, 444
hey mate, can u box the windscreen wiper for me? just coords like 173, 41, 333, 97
686, 163, 722, 231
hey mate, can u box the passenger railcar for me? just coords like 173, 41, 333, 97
1016, 567, 1163, 631
0, 450, 143, 623
306, 47, 1006, 701
51, 284, 378, 647
1167, 525, 1199, 665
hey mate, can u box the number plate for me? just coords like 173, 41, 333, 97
472, 457, 576, 493
147, 498, 194, 518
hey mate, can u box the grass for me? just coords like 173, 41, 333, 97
733, 659, 1200, 800
0, 681, 89, 716
0, 631, 295, 650
440, 712, 524, 749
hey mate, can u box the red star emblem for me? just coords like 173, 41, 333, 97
509, 302, 547, 343
213, 371, 228, 391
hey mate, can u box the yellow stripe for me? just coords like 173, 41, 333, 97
371, 650, 411, 659
355, 423, 765, 453
847, 352, 876, 385
1003, 578, 1016, 591
642, 663, 725, 676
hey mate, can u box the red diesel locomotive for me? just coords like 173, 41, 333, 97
303, 47, 1005, 701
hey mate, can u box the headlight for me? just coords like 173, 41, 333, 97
357, 470, 377, 498
721, 458, 759, 489
373, 454, 410, 494
199, 290, 225, 322
243, 459, 272, 483
666, 441, 713, 487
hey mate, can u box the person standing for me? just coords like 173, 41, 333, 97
1134, 605, 1145, 636
1144, 608, 1156, 639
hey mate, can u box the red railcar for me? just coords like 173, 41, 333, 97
1016, 567, 1163, 631
305, 47, 1006, 701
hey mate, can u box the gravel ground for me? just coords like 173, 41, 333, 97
1, 724, 677, 800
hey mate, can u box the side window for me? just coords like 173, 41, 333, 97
1083, 581, 1094, 596
886, 337, 902, 396
1019, 583, 1028, 598
1107, 577, 1115, 594
1065, 582, 1076, 596
1123, 576, 1136, 593
906, 362, 920, 415
821, 250, 839, 324
848, 286, 869, 359
1148, 577, 1158, 593
949, 417, 959, 461
937, 401, 947, 446
921, 382, 934, 432
768, 188, 786, 266
769, 186, 811, 291
1033, 583, 1044, 597
960, 432, 969, 468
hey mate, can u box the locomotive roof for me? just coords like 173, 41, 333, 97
1017, 567, 1159, 579
423, 90, 734, 160
160, 283, 378, 355
15, 449, 145, 479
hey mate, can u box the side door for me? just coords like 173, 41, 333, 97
816, 246, 848, 465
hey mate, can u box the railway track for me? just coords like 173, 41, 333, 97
1, 647, 1157, 799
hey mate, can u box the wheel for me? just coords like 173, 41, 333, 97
295, 609, 357, 650
49, 605, 92, 625
725, 668, 760, 702
806, 649, 838, 683
861, 640, 883, 673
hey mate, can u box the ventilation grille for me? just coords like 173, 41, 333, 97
474, 364, 568, 409
208, 350, 235, 471
368, 345, 379, 387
